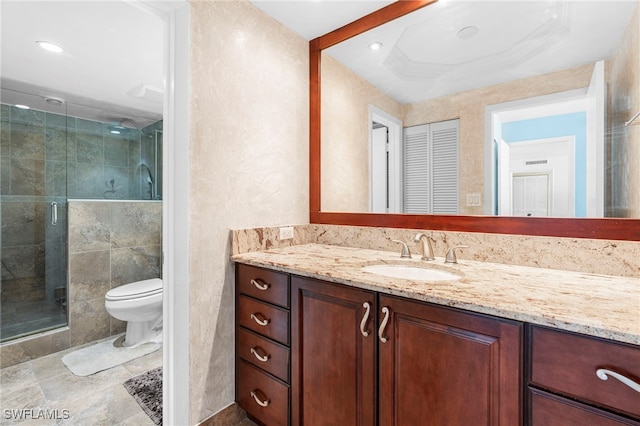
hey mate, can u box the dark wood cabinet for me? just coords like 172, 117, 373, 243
530, 387, 640, 426
290, 276, 377, 426
290, 276, 522, 426
378, 294, 523, 426
236, 265, 291, 426
236, 262, 640, 426
528, 325, 640, 425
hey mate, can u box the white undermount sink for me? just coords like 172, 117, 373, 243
362, 264, 460, 281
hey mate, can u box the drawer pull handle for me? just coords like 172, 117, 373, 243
596, 368, 640, 393
251, 279, 269, 291
378, 307, 390, 343
360, 302, 371, 337
250, 313, 270, 326
250, 390, 270, 407
250, 347, 270, 362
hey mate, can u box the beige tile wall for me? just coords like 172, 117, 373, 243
67, 201, 162, 346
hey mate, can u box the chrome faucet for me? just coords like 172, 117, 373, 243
413, 233, 435, 261
391, 240, 412, 258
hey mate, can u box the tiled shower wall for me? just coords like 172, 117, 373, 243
67, 201, 162, 347
0, 200, 162, 367
0, 104, 162, 201
1, 104, 162, 310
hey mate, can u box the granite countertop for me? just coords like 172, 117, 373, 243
232, 243, 640, 346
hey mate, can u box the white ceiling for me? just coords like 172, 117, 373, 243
1, 0, 636, 125
1, 0, 164, 127
0, 0, 386, 126
249, 0, 395, 40
253, 0, 637, 105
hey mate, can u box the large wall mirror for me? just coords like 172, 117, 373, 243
310, 0, 640, 240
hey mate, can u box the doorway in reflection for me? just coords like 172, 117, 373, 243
486, 61, 606, 218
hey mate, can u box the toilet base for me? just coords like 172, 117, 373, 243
123, 316, 162, 347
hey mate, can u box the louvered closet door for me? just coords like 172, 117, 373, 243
403, 124, 431, 213
403, 119, 459, 214
431, 120, 459, 214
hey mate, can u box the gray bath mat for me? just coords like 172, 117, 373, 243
124, 367, 162, 425
61, 334, 160, 376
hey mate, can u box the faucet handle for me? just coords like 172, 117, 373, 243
445, 245, 469, 264
391, 240, 412, 258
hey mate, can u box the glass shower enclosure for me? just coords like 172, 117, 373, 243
1, 91, 69, 341
1, 88, 163, 342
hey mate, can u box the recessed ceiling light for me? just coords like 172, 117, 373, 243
369, 42, 383, 51
36, 41, 64, 54
457, 26, 479, 40
45, 97, 64, 106
15, 104, 30, 110
108, 125, 125, 135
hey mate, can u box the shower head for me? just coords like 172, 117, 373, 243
108, 118, 147, 136
118, 118, 141, 129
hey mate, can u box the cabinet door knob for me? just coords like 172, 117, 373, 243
378, 307, 390, 343
250, 347, 270, 363
250, 313, 270, 326
251, 278, 269, 291
360, 302, 371, 337
250, 390, 270, 407
596, 368, 640, 393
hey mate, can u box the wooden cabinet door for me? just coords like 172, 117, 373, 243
378, 295, 523, 426
291, 276, 376, 426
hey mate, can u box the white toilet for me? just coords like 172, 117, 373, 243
105, 278, 162, 347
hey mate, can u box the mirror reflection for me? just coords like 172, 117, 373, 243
320, 0, 640, 218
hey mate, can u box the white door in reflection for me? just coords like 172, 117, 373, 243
512, 173, 550, 217
371, 125, 388, 213
499, 136, 574, 217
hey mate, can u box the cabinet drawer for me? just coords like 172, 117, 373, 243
238, 328, 290, 383
238, 296, 289, 345
238, 264, 289, 308
530, 388, 639, 425
237, 359, 289, 426
530, 326, 640, 419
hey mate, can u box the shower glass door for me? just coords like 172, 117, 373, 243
1, 89, 69, 342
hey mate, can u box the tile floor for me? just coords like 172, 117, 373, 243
0, 336, 162, 425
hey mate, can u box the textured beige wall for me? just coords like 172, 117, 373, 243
189, 0, 308, 423
402, 64, 595, 215
609, 1, 640, 217
321, 53, 402, 212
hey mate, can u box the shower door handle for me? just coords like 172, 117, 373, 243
51, 202, 58, 225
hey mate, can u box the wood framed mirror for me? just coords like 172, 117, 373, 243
309, 0, 640, 241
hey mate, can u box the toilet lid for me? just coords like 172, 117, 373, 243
106, 278, 162, 300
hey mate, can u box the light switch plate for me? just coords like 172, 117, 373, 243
466, 193, 481, 206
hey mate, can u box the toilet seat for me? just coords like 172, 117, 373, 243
105, 278, 162, 301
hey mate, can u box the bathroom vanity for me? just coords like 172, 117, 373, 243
233, 244, 640, 425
